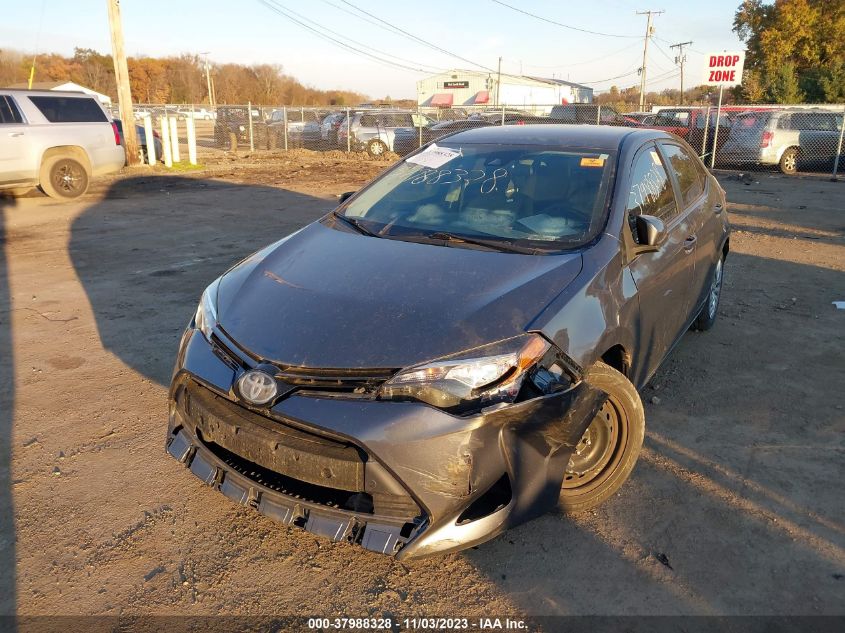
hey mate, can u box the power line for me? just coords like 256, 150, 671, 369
264, 0, 444, 73
256, 0, 441, 74
490, 0, 641, 38
511, 41, 643, 71
336, 0, 497, 73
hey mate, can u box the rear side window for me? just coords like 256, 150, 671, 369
660, 143, 704, 207
28, 96, 108, 123
359, 114, 378, 127
0, 96, 23, 124
627, 147, 677, 227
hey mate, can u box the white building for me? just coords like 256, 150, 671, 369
6, 81, 112, 105
417, 69, 592, 112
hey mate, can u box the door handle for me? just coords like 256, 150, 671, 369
8, 132, 24, 137
683, 235, 697, 251
713, 202, 723, 214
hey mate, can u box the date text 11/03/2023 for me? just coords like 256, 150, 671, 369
306, 617, 530, 630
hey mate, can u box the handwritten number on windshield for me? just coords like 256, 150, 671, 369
408, 167, 505, 190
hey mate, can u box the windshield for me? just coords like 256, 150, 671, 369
341, 144, 614, 251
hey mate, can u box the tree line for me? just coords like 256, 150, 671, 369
0, 48, 368, 106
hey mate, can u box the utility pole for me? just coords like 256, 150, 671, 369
636, 9, 663, 110
200, 52, 213, 107
106, 0, 139, 165
670, 41, 693, 104
495, 56, 502, 107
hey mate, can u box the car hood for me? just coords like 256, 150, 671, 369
216, 221, 582, 369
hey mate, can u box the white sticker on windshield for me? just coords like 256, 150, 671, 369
406, 143, 462, 169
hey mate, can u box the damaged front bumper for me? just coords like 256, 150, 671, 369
166, 328, 605, 559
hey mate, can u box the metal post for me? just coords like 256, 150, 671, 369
418, 106, 423, 149
169, 116, 180, 162
143, 115, 156, 164
160, 115, 172, 167
501, 103, 505, 126
186, 116, 197, 165
831, 105, 845, 181
710, 86, 723, 169
346, 107, 351, 153
248, 101, 254, 152
701, 105, 711, 158
596, 104, 601, 125
283, 106, 289, 151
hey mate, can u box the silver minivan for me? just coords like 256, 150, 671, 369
0, 89, 125, 198
719, 108, 844, 174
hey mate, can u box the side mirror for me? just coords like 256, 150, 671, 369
338, 191, 356, 204
635, 214, 666, 249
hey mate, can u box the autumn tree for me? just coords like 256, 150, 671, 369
733, 0, 845, 103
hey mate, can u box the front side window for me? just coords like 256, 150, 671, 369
654, 110, 690, 128
341, 144, 614, 251
626, 147, 677, 229
660, 143, 704, 207
28, 96, 107, 123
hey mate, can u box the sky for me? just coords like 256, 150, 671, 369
0, 0, 746, 99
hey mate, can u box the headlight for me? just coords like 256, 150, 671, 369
193, 278, 221, 340
379, 334, 550, 414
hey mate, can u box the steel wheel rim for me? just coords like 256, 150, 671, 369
370, 141, 384, 155
563, 397, 625, 491
52, 161, 83, 194
708, 258, 723, 319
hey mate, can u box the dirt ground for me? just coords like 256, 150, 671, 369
0, 152, 843, 627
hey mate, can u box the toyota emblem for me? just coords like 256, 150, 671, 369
237, 369, 278, 405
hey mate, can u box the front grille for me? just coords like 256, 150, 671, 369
212, 328, 396, 395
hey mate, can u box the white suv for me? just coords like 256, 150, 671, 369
0, 89, 126, 198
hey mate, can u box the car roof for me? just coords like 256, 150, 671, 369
441, 124, 665, 150
0, 88, 98, 98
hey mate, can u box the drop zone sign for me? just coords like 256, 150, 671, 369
703, 52, 745, 86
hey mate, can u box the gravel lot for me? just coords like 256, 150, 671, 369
0, 155, 843, 626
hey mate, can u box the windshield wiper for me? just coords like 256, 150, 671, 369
331, 210, 379, 238
424, 231, 536, 254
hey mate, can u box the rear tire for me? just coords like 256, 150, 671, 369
779, 147, 798, 174
39, 156, 89, 199
559, 360, 645, 513
367, 139, 387, 157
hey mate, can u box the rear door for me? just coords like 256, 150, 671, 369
0, 95, 34, 184
625, 143, 695, 381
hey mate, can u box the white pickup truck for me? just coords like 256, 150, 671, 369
0, 89, 126, 199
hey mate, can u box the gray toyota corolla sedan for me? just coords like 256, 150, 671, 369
166, 125, 729, 559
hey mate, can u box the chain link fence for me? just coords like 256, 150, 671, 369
122, 101, 845, 179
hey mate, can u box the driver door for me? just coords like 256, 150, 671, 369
625, 143, 695, 384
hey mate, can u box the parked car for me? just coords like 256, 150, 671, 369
338, 110, 433, 156
320, 112, 345, 147
166, 125, 729, 559
177, 108, 216, 121
718, 108, 844, 174
641, 107, 731, 157
0, 89, 125, 198
624, 111, 656, 125
548, 104, 635, 126
112, 119, 163, 164
266, 109, 324, 149
213, 106, 270, 150
393, 118, 493, 156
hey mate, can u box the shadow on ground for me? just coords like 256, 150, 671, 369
0, 193, 17, 621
